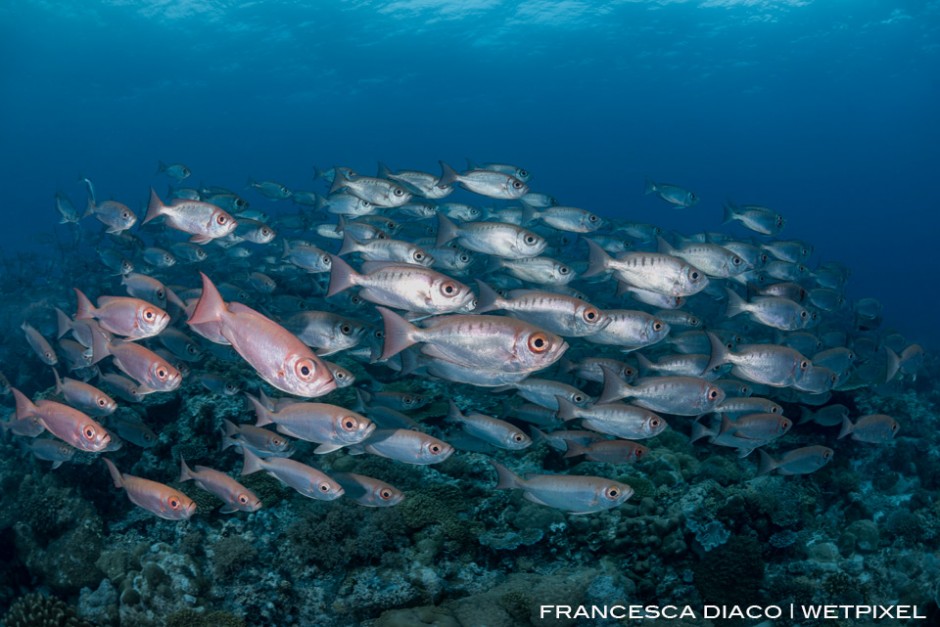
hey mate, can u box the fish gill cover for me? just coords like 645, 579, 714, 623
0, 1, 938, 626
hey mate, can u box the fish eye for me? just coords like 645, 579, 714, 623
414, 252, 425, 261
559, 266, 570, 274
97, 398, 107, 407
583, 308, 599, 322
650, 417, 661, 428
458, 254, 469, 263
732, 257, 742, 265
393, 188, 404, 197
824, 450, 832, 458
800, 360, 809, 370
800, 311, 808, 319
624, 366, 637, 377
770, 406, 780, 413
156, 368, 168, 379
318, 483, 330, 492
273, 437, 285, 447
341, 324, 352, 334
262, 228, 271, 236
512, 180, 523, 189
144, 308, 156, 320
708, 389, 719, 400
524, 235, 536, 245
238, 494, 249, 504
216, 214, 228, 225
122, 211, 130, 219
157, 289, 165, 299
440, 281, 458, 296
513, 434, 525, 442
403, 395, 413, 404
606, 487, 621, 499
374, 330, 384, 339
83, 425, 97, 440
429, 444, 442, 454
588, 214, 598, 222
635, 448, 645, 459
321, 255, 331, 264
527, 332, 550, 354
342, 417, 357, 430
225, 384, 238, 394
334, 370, 348, 382
295, 358, 316, 379
188, 345, 198, 354
573, 394, 585, 403
652, 321, 664, 332
380, 489, 393, 499
519, 169, 528, 178
169, 497, 180, 509
690, 271, 700, 280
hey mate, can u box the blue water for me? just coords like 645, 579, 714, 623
2, 0, 937, 347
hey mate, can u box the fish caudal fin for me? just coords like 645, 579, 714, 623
102, 457, 125, 489
756, 449, 776, 476
188, 273, 226, 326
581, 238, 611, 278
73, 288, 96, 320
703, 331, 731, 376
489, 459, 523, 491
241, 447, 264, 476
724, 288, 748, 318
143, 188, 167, 225
326, 254, 361, 298
435, 212, 459, 247
179, 456, 195, 482
377, 306, 420, 361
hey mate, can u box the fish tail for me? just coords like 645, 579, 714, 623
756, 449, 776, 476
884, 347, 901, 383
10, 387, 39, 420
240, 447, 263, 476
555, 395, 578, 422
722, 201, 738, 224
90, 325, 112, 365
633, 352, 654, 377
326, 255, 361, 297
489, 460, 522, 491
520, 204, 538, 225
377, 306, 419, 361
143, 188, 166, 225
563, 441, 587, 459
581, 238, 611, 278
73, 288, 96, 320
52, 369, 64, 395
837, 416, 854, 440
644, 178, 657, 195
597, 364, 628, 404
656, 235, 676, 255
102, 457, 124, 489
724, 287, 748, 318
473, 280, 501, 314
83, 196, 96, 219
179, 456, 194, 482
188, 272, 226, 326
337, 232, 362, 257
798, 406, 815, 425
246, 393, 275, 427
446, 400, 464, 422
703, 331, 731, 376
689, 417, 714, 444
437, 161, 459, 188
376, 161, 392, 178
328, 167, 350, 195
54, 307, 72, 339
435, 212, 459, 247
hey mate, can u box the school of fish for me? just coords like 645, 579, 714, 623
3, 159, 924, 520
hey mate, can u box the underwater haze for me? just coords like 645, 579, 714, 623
1, 0, 938, 347
1, 1, 940, 627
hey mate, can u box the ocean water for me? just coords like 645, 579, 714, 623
0, 1, 938, 626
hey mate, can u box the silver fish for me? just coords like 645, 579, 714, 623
490, 460, 633, 515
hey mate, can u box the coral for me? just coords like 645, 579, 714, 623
685, 518, 730, 552
2, 592, 94, 627
843, 519, 880, 552
210, 535, 258, 579
692, 536, 765, 607
479, 527, 544, 550
165, 609, 246, 627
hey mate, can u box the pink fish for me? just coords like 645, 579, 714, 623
179, 457, 261, 513
97, 337, 182, 393
74, 288, 169, 340
52, 370, 117, 417
103, 458, 195, 520
21, 322, 57, 365
144, 189, 237, 244
11, 387, 111, 452
188, 273, 335, 398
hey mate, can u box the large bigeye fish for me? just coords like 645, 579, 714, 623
188, 273, 336, 398
144, 189, 238, 243
103, 458, 195, 520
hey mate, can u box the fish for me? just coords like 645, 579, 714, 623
248, 180, 292, 200
84, 199, 138, 233
598, 368, 725, 415
330, 170, 411, 207
52, 370, 117, 417
97, 337, 182, 394
438, 162, 528, 199
144, 189, 238, 243
357, 429, 454, 465
722, 202, 785, 235
724, 289, 811, 331
645, 179, 698, 208
11, 387, 111, 452
73, 289, 170, 340
55, 192, 80, 224
475, 282, 611, 338
156, 161, 192, 181
563, 439, 649, 464
103, 458, 195, 520
557, 396, 667, 440
221, 418, 294, 459
704, 331, 811, 388
757, 446, 833, 476
328, 257, 476, 315
583, 239, 709, 297
179, 457, 261, 513
241, 448, 343, 500
521, 205, 602, 233
838, 414, 900, 443
21, 322, 58, 365
436, 214, 546, 259
378, 163, 453, 199
333, 473, 404, 507
246, 393, 375, 454
20, 438, 77, 469
490, 460, 633, 514
447, 401, 532, 450
188, 273, 336, 398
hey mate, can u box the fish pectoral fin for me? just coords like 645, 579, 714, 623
314, 443, 344, 455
